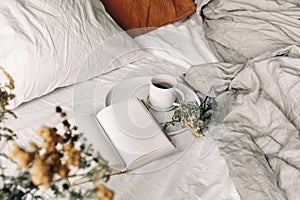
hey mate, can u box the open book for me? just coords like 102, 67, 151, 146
90, 98, 175, 173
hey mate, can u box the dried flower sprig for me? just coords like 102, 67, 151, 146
0, 66, 16, 141
161, 96, 214, 137
6, 107, 113, 199
1, 106, 113, 199
96, 184, 114, 200
0, 67, 114, 200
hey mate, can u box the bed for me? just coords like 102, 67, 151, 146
1, 0, 299, 199
185, 0, 300, 199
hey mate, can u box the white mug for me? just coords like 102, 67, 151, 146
149, 74, 177, 109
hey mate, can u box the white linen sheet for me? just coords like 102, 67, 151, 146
5, 14, 240, 200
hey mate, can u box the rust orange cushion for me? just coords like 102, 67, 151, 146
100, 0, 196, 36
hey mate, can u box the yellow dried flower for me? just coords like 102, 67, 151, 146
96, 184, 114, 200
42, 140, 56, 152
31, 157, 54, 189
63, 142, 81, 167
30, 148, 71, 189
38, 126, 64, 152
193, 132, 205, 138
63, 142, 73, 151
29, 142, 40, 153
54, 134, 64, 144
58, 164, 70, 178
66, 148, 81, 167
37, 126, 52, 139
8, 143, 35, 168
45, 151, 60, 165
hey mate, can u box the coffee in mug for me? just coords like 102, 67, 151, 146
149, 74, 177, 109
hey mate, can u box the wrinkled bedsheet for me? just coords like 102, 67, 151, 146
200, 0, 300, 63
185, 45, 300, 200
3, 14, 241, 199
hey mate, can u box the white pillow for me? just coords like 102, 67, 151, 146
0, 0, 146, 108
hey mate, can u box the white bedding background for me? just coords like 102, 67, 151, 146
5, 14, 240, 200
0, 0, 146, 108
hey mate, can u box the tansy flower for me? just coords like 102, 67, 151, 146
31, 158, 53, 188
66, 148, 81, 167
8, 143, 35, 168
64, 142, 81, 167
58, 164, 70, 178
96, 184, 114, 200
37, 126, 52, 140
63, 142, 73, 151
42, 140, 56, 152
29, 142, 40, 153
